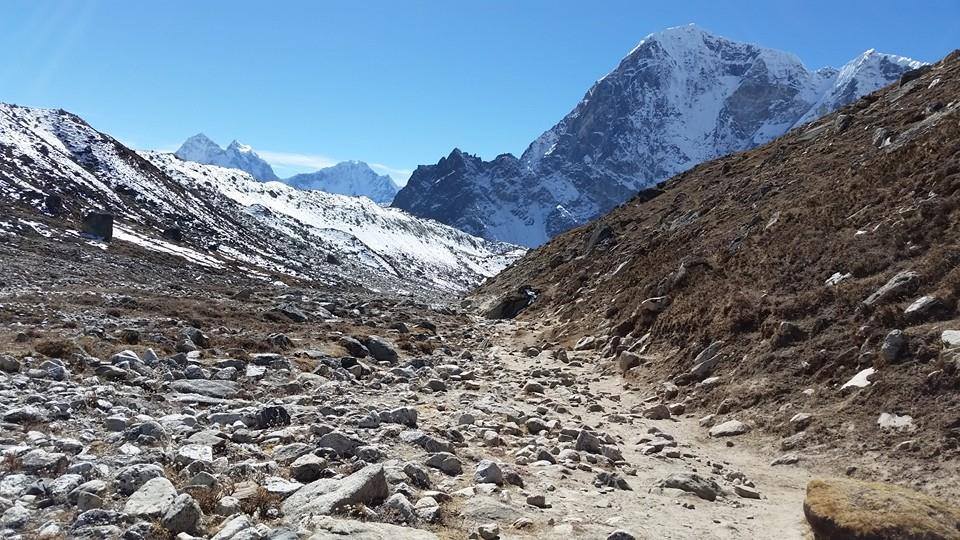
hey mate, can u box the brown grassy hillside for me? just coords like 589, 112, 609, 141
474, 50, 960, 496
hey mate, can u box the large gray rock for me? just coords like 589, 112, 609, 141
474, 460, 504, 486
123, 477, 177, 517
364, 336, 398, 363
282, 464, 388, 520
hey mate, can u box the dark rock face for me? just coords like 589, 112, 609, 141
391, 149, 525, 240
392, 26, 921, 247
82, 212, 114, 241
483, 287, 536, 319
162, 227, 183, 242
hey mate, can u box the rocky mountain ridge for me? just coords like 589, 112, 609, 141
393, 25, 925, 246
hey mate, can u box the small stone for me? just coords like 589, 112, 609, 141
789, 413, 813, 431
475, 460, 504, 486
879, 330, 905, 363
478, 523, 500, 540
877, 412, 914, 431
734, 484, 761, 499
526, 494, 549, 508
115, 463, 165, 495
20, 449, 67, 474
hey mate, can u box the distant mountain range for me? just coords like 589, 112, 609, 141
175, 135, 399, 204
0, 104, 522, 294
392, 24, 925, 246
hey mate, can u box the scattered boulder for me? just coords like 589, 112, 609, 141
82, 212, 113, 241
618, 351, 641, 373
863, 271, 919, 307
803, 478, 960, 540
475, 460, 504, 485
161, 493, 202, 534
282, 464, 388, 520
659, 472, 722, 501
365, 336, 398, 363
298, 516, 439, 539
709, 420, 750, 437
879, 330, 905, 363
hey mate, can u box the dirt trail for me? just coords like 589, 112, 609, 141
462, 318, 822, 539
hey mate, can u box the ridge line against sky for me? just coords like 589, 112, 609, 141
1, 0, 957, 184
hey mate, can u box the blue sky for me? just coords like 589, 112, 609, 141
1, 1, 957, 182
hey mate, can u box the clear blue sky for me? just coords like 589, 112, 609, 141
2, 1, 957, 182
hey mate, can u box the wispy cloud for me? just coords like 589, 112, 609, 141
259, 150, 412, 185
257, 150, 339, 171
368, 163, 413, 185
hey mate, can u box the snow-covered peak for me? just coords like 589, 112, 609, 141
174, 134, 278, 181
395, 26, 925, 248
286, 160, 399, 204
175, 133, 222, 163
793, 49, 925, 126
628, 24, 807, 77
226, 140, 254, 154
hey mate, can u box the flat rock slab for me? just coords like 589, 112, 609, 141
282, 464, 387, 520
302, 516, 438, 539
804, 478, 960, 540
124, 477, 177, 517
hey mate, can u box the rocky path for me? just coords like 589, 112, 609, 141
0, 288, 830, 540
450, 318, 818, 539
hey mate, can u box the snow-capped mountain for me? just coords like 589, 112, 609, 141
0, 103, 522, 295
287, 160, 399, 204
175, 133, 279, 181
392, 24, 925, 246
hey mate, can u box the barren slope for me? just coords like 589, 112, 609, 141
474, 51, 960, 499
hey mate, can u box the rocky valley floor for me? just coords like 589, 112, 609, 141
2, 232, 957, 540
